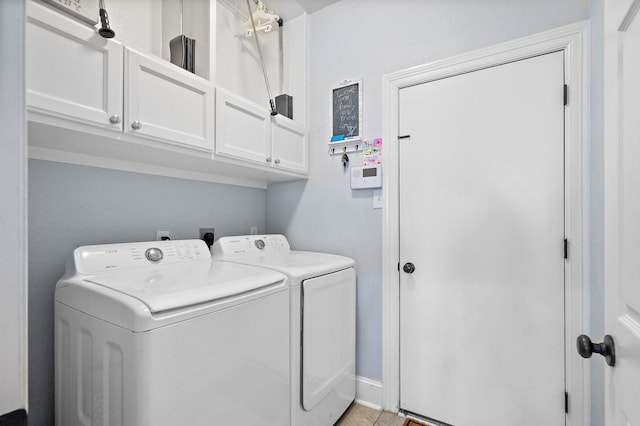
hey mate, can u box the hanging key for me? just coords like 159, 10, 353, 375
342, 152, 349, 169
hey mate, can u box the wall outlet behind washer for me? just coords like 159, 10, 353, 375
199, 228, 215, 240
199, 228, 215, 248
156, 230, 171, 241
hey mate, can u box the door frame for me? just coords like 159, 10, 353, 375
0, 0, 28, 417
381, 22, 589, 425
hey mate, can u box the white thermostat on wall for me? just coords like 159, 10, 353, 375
351, 165, 382, 189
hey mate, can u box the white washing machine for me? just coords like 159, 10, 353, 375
55, 239, 290, 426
211, 235, 356, 426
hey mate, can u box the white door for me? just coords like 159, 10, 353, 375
604, 1, 640, 425
125, 47, 214, 153
399, 52, 565, 425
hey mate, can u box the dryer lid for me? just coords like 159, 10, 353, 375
212, 235, 355, 280
83, 261, 285, 314
244, 251, 355, 280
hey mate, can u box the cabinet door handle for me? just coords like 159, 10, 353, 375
109, 114, 121, 124
274, 158, 281, 164
131, 120, 142, 130
266, 157, 272, 163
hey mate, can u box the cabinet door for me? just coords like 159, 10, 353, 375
271, 116, 308, 174
26, 1, 123, 132
215, 90, 271, 164
125, 48, 214, 153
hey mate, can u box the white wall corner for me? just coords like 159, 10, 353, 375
355, 376, 384, 411
0, 0, 28, 415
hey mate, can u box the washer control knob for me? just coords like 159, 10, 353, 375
254, 239, 266, 250
145, 247, 163, 263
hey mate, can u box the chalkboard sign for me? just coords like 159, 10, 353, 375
331, 81, 362, 141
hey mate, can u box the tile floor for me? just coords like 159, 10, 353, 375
335, 403, 406, 426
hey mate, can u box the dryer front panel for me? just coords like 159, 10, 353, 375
301, 267, 356, 411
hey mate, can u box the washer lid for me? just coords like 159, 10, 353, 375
84, 260, 286, 314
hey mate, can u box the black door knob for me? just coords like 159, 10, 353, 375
576, 334, 616, 367
403, 262, 415, 274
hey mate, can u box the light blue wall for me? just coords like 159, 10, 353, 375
28, 159, 267, 426
266, 0, 594, 401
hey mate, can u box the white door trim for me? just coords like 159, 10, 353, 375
0, 0, 28, 415
381, 21, 589, 425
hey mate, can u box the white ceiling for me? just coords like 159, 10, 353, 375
265, 0, 341, 21
296, 0, 341, 14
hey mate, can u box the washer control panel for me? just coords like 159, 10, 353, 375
73, 239, 209, 274
211, 235, 290, 258
145, 247, 164, 263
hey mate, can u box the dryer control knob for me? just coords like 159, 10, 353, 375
255, 239, 266, 250
145, 247, 164, 263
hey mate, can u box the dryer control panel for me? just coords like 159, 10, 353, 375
211, 235, 290, 258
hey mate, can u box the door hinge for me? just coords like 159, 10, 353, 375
398, 134, 411, 140
565, 391, 569, 413
563, 84, 568, 106
564, 238, 568, 260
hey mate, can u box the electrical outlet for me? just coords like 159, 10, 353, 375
199, 228, 215, 240
199, 227, 215, 248
156, 230, 171, 241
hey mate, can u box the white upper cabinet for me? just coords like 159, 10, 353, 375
26, 2, 213, 155
125, 48, 214, 153
271, 116, 308, 173
26, 1, 123, 132
215, 89, 272, 164
215, 89, 308, 174
25, 0, 309, 186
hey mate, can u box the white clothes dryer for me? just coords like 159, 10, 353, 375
211, 235, 356, 426
55, 239, 290, 426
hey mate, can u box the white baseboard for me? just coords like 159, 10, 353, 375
355, 376, 383, 410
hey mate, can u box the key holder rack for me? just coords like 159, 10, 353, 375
328, 141, 362, 156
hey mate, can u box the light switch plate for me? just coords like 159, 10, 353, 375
373, 190, 382, 209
